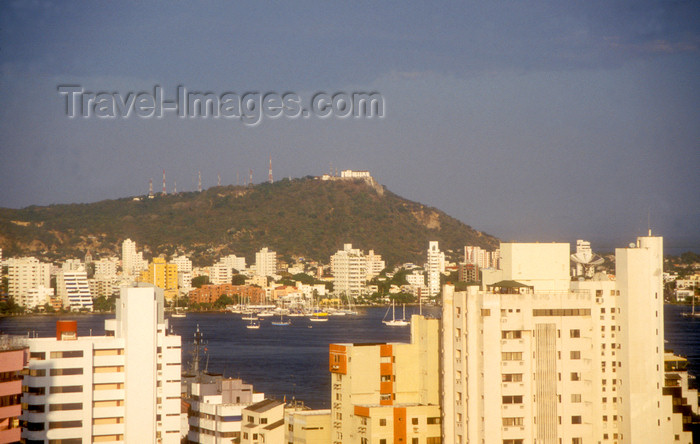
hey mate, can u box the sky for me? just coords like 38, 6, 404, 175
1, 1, 698, 252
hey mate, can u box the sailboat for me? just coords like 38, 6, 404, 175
272, 311, 291, 326
383, 300, 409, 326
246, 316, 260, 329
681, 286, 700, 319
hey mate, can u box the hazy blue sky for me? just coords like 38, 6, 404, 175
1, 2, 698, 251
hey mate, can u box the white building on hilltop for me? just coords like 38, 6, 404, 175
442, 234, 694, 444
425, 241, 444, 297
255, 247, 277, 278
20, 285, 182, 444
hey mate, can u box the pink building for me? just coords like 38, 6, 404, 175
0, 340, 27, 443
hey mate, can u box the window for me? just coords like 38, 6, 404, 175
502, 373, 523, 382
569, 329, 581, 338
502, 352, 523, 361
570, 351, 581, 359
503, 440, 524, 444
50, 368, 83, 376
533, 308, 591, 316
481, 309, 491, 316
571, 416, 582, 424
427, 417, 441, 424
260, 418, 267, 424
502, 396, 523, 404
30, 352, 46, 360
502, 330, 522, 339
380, 440, 387, 444
572, 438, 583, 444
380, 418, 387, 426
49, 403, 82, 411
50, 350, 83, 359
502, 417, 524, 426
426, 438, 442, 444
571, 394, 582, 403
412, 418, 418, 425
50, 386, 82, 394
570, 372, 581, 381
49, 421, 83, 429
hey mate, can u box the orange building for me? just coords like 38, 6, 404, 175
188, 284, 266, 305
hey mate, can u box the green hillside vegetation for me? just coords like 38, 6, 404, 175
0, 177, 498, 266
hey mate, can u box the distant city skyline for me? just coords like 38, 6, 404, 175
1, 2, 698, 251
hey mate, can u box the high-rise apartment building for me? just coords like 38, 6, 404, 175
464, 245, 501, 270
218, 254, 246, 274
139, 258, 179, 300
25, 286, 55, 310
441, 235, 693, 444
121, 239, 147, 277
171, 255, 194, 294
331, 244, 368, 299
328, 315, 441, 444
20, 285, 182, 443
94, 258, 119, 280
425, 241, 444, 297
57, 270, 93, 310
365, 250, 386, 280
209, 262, 232, 286
6, 257, 51, 308
254, 247, 277, 278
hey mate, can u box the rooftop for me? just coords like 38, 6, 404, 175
246, 398, 283, 413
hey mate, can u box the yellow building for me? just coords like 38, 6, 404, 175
285, 409, 332, 443
139, 257, 178, 300
328, 315, 442, 444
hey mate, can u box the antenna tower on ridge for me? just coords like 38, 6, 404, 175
269, 155, 273, 183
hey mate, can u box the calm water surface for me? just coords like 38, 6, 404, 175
1, 304, 697, 410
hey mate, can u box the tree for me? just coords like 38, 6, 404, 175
93, 295, 116, 312
231, 274, 247, 285
0, 297, 24, 315
213, 294, 234, 309
390, 292, 416, 304
192, 275, 209, 288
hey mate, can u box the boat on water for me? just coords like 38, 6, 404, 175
271, 312, 291, 326
383, 301, 409, 327
681, 291, 700, 319
246, 317, 260, 329
257, 310, 275, 317
171, 307, 186, 318
310, 310, 329, 322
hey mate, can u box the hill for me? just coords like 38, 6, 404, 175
0, 177, 499, 266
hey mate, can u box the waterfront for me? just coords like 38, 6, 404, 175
1, 304, 698, 409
